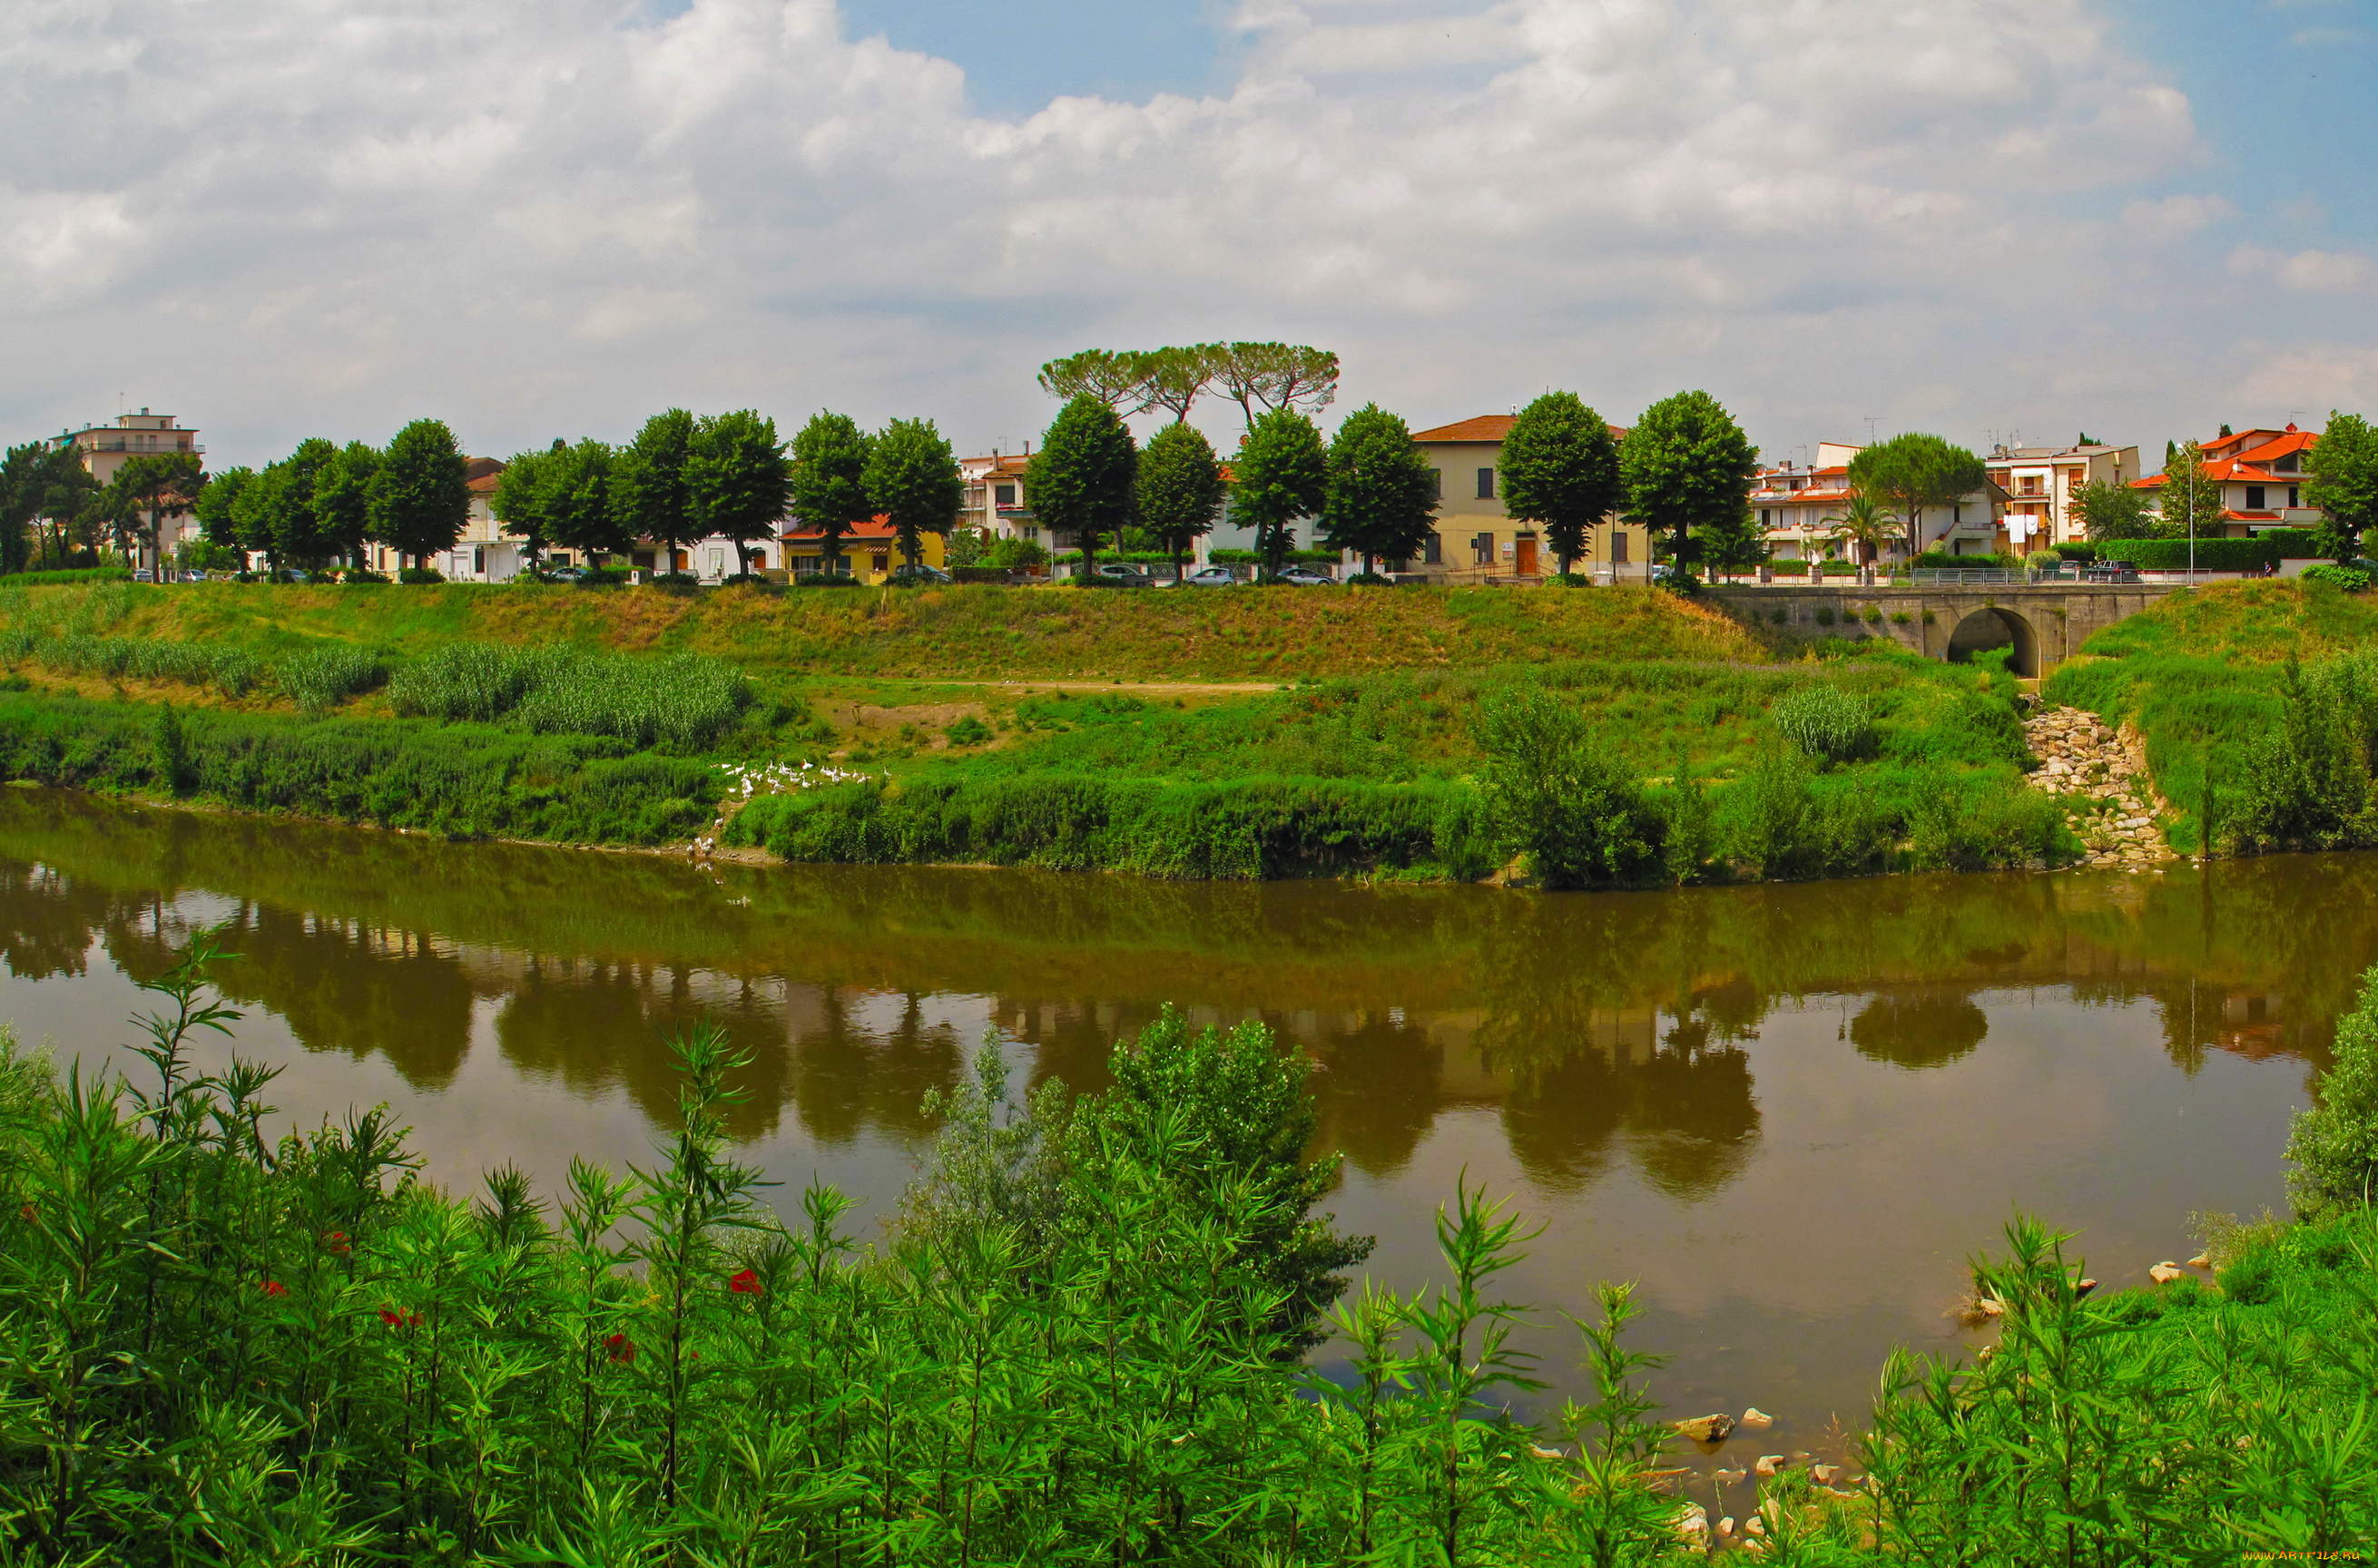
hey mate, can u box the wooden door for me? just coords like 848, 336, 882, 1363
1515, 536, 1539, 574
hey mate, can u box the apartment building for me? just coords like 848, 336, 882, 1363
1983, 440, 2138, 550
51, 409, 203, 486
1753, 440, 2006, 559
2132, 423, 2324, 534
959, 452, 1038, 544
1408, 415, 1648, 578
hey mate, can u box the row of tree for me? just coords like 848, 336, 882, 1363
0, 443, 218, 573
1023, 384, 1773, 581
192, 420, 475, 575
483, 409, 961, 579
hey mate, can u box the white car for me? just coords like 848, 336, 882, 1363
1161, 565, 1239, 588
1275, 565, 1336, 586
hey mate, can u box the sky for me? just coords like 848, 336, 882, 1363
5, 0, 2374, 473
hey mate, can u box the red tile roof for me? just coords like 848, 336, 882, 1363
1410, 415, 1630, 445
782, 514, 899, 543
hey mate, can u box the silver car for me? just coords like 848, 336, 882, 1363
1167, 565, 1237, 587
1275, 565, 1336, 586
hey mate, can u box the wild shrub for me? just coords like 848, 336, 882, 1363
389, 642, 752, 749
1768, 682, 1874, 762
1473, 685, 1662, 887
1718, 750, 1888, 878
2234, 652, 2378, 851
274, 644, 388, 713
2286, 964, 2378, 1218
1904, 770, 2074, 870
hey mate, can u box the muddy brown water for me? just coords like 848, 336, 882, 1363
0, 786, 2349, 1476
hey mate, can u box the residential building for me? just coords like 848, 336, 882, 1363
959, 452, 1039, 545
1983, 440, 2138, 551
1408, 415, 1648, 578
1752, 440, 2006, 560
2131, 423, 2324, 535
51, 408, 203, 486
781, 517, 946, 582
50, 409, 208, 568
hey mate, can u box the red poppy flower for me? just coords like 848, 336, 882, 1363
728, 1268, 762, 1297
604, 1332, 634, 1365
378, 1306, 420, 1330
260, 1279, 290, 1298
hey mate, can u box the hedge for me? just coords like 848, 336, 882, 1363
1913, 551, 2019, 570
0, 567, 135, 587
2258, 529, 2324, 559
2111, 537, 2279, 571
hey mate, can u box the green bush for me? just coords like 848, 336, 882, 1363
2115, 537, 2280, 571
2261, 528, 2324, 558
339, 568, 391, 583
946, 714, 992, 747
388, 642, 753, 750
1769, 683, 1875, 762
1207, 548, 1341, 566
0, 566, 134, 586
0, 692, 720, 843
1913, 551, 2020, 570
2303, 563, 2372, 592
274, 645, 388, 713
397, 565, 446, 584
1473, 686, 1661, 887
2053, 542, 2098, 563
1904, 770, 2075, 870
2287, 972, 2378, 1218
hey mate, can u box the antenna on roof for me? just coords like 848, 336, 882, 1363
1862, 416, 1879, 446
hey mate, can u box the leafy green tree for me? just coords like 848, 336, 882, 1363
16, 445, 99, 568
1105, 1007, 1374, 1354
1823, 494, 1901, 565
1135, 421, 1227, 579
1619, 390, 1759, 588
786, 411, 873, 575
686, 410, 788, 578
1026, 396, 1138, 577
1699, 507, 1769, 579
1318, 403, 1438, 576
612, 409, 698, 573
0, 443, 50, 573
1231, 407, 1329, 581
311, 442, 379, 566
862, 417, 964, 571
104, 453, 206, 571
2071, 477, 2157, 542
231, 463, 285, 573
1213, 342, 1340, 429
2308, 411, 2378, 564
2156, 440, 2223, 555
1475, 684, 1662, 887
368, 418, 471, 571
269, 439, 340, 569
1846, 433, 1985, 559
1499, 392, 1624, 578
192, 466, 252, 567
1037, 349, 1152, 412
1135, 345, 1222, 423
488, 447, 555, 571
545, 440, 624, 568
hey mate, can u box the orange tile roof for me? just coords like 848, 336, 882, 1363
1410, 415, 1630, 445
782, 514, 899, 543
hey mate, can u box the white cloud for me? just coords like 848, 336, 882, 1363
2, 0, 2366, 469
2235, 348, 2378, 412
2229, 243, 2378, 294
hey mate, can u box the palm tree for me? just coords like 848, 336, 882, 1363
1823, 494, 1901, 569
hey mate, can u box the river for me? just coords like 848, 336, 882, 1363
0, 785, 2349, 1462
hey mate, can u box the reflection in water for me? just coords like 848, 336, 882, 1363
1850, 994, 1991, 1070
0, 787, 2353, 1426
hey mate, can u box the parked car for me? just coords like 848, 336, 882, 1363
889, 563, 954, 585
2082, 560, 2139, 583
542, 564, 585, 582
1090, 562, 1153, 586
1275, 565, 1335, 586
1164, 565, 1239, 588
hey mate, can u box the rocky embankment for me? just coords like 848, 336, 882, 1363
2021, 705, 2179, 869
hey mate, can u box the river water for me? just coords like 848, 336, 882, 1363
0, 786, 2353, 1458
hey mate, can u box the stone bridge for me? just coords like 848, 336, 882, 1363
1704, 582, 2190, 676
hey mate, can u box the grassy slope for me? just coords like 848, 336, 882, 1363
88, 580, 1770, 680
2044, 580, 2378, 848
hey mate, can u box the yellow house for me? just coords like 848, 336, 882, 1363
1408, 416, 1652, 580
780, 516, 948, 583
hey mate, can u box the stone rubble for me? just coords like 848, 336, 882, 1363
2020, 705, 2181, 870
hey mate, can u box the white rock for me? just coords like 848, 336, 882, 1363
2149, 1261, 2186, 1285
1754, 1455, 1786, 1477
1739, 1407, 1774, 1429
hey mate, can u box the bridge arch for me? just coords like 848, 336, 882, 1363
1944, 605, 2039, 677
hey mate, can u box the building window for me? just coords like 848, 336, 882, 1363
1759, 508, 1771, 526
1476, 467, 1496, 501
1951, 505, 1962, 524
871, 553, 889, 574
710, 549, 726, 576
1470, 532, 1494, 566
994, 484, 1017, 506
1421, 533, 1442, 564
2290, 485, 2301, 508
1610, 531, 1629, 564
2245, 485, 2265, 511
473, 546, 485, 574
